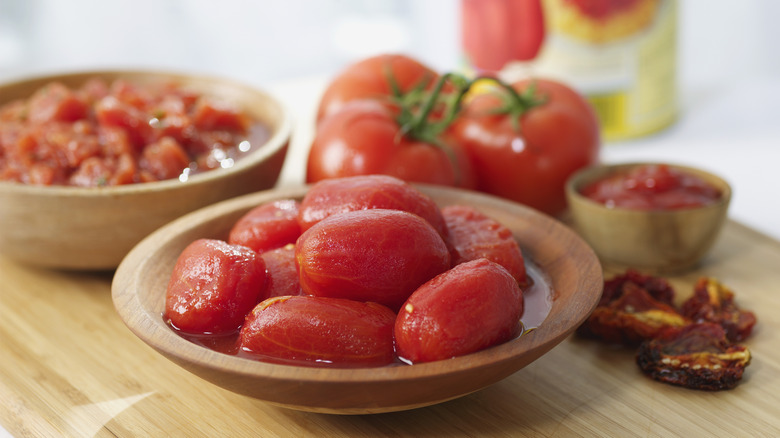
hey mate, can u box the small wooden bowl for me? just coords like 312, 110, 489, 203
112, 185, 603, 414
566, 162, 731, 273
0, 70, 291, 270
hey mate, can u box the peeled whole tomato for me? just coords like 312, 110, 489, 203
239, 295, 397, 366
395, 258, 524, 363
228, 200, 301, 254
164, 239, 267, 335
295, 208, 451, 312
442, 204, 528, 286
297, 174, 447, 238
259, 244, 304, 298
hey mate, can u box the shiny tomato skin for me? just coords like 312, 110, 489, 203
164, 239, 268, 335
298, 174, 447, 238
451, 79, 600, 216
296, 209, 451, 311
259, 244, 304, 298
307, 99, 477, 190
442, 205, 527, 286
395, 258, 524, 363
239, 296, 396, 366
316, 54, 439, 123
228, 200, 301, 253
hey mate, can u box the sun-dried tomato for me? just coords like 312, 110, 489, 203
583, 281, 689, 345
681, 277, 757, 342
601, 269, 675, 307
636, 322, 751, 390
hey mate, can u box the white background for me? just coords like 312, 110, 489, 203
0, 0, 778, 233
0, 1, 779, 435
0, 0, 778, 218
2, 0, 778, 240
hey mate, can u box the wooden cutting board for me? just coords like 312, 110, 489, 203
1, 219, 778, 437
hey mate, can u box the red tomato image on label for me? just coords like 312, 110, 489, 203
298, 174, 448, 238
395, 258, 524, 363
462, 0, 546, 71
259, 244, 304, 298
296, 209, 451, 311
164, 239, 268, 335
239, 295, 396, 367
442, 204, 528, 286
228, 200, 301, 253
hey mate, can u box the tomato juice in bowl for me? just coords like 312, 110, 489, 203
566, 162, 731, 273
0, 70, 291, 270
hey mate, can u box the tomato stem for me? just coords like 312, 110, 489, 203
386, 70, 547, 184
473, 76, 547, 132
401, 72, 472, 143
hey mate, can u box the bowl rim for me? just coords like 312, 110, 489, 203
565, 161, 733, 214
0, 69, 293, 197
112, 184, 604, 386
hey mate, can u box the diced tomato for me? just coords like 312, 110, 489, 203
140, 136, 190, 181
94, 96, 153, 149
27, 82, 88, 124
0, 78, 264, 186
192, 98, 249, 132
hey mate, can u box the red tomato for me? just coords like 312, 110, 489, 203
307, 99, 476, 189
442, 204, 527, 286
395, 258, 524, 363
316, 54, 440, 123
228, 200, 301, 253
296, 209, 451, 311
259, 244, 304, 298
164, 239, 267, 335
450, 78, 600, 216
297, 174, 447, 238
239, 296, 396, 366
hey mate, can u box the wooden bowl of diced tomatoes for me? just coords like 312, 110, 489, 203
111, 177, 603, 414
0, 70, 291, 270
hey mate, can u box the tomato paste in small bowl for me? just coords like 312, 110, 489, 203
579, 164, 723, 210
566, 162, 731, 273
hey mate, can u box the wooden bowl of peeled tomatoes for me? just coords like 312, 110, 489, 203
112, 175, 602, 414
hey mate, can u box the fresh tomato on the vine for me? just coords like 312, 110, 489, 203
316, 54, 441, 124
449, 78, 600, 216
307, 98, 477, 189
309, 54, 477, 188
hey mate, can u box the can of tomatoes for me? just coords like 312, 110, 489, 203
461, 0, 678, 141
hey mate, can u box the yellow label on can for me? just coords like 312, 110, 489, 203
500, 0, 678, 141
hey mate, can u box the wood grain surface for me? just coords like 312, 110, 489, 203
1, 220, 779, 437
